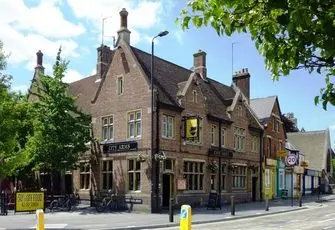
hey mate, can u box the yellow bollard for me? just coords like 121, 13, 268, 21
180, 204, 192, 230
36, 209, 45, 230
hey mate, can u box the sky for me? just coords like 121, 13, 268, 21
1, 0, 334, 149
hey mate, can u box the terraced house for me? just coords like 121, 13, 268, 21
31, 9, 264, 212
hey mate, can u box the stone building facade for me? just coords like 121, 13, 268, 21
31, 9, 264, 212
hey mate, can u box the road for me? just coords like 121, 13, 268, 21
155, 203, 335, 230
0, 200, 334, 229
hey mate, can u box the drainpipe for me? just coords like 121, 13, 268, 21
218, 122, 222, 200
259, 130, 264, 201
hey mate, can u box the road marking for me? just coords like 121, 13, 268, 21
318, 218, 335, 223
30, 224, 67, 229
323, 226, 333, 230
76, 224, 107, 228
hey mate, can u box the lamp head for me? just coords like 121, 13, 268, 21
158, 30, 169, 37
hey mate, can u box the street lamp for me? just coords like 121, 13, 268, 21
151, 30, 169, 213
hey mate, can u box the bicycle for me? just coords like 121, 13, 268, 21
49, 195, 72, 212
95, 191, 122, 212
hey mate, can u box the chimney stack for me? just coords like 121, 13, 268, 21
232, 68, 250, 103
116, 8, 131, 45
96, 45, 113, 79
193, 49, 207, 80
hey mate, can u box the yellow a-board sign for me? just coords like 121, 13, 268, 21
15, 192, 44, 212
180, 204, 192, 230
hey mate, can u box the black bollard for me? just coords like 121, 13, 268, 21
299, 193, 302, 207
231, 196, 235, 216
0, 191, 4, 215
265, 199, 269, 211
169, 198, 174, 222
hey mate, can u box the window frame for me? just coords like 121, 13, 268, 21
192, 90, 198, 103
128, 159, 141, 191
251, 135, 260, 153
232, 165, 247, 189
101, 160, 113, 190
211, 124, 218, 146
221, 162, 227, 191
79, 163, 90, 190
233, 126, 246, 152
127, 110, 142, 139
221, 128, 226, 147
162, 114, 175, 139
102, 115, 114, 141
117, 76, 124, 95
183, 160, 205, 191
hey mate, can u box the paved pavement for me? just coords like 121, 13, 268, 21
0, 194, 334, 230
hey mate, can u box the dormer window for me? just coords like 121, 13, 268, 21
192, 90, 198, 103
117, 76, 124, 95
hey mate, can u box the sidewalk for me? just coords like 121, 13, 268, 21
1, 194, 334, 230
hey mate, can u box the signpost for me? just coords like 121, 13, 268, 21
285, 154, 297, 207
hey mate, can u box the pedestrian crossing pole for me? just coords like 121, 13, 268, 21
36, 209, 44, 230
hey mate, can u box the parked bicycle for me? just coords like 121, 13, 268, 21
49, 195, 72, 212
95, 190, 127, 212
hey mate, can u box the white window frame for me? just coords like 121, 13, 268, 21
232, 165, 247, 189
79, 163, 90, 190
162, 115, 174, 139
221, 163, 227, 191
127, 110, 142, 139
117, 76, 124, 95
128, 159, 141, 191
251, 135, 260, 153
102, 115, 114, 140
221, 128, 226, 147
211, 124, 218, 146
192, 90, 198, 103
101, 160, 113, 190
234, 127, 245, 152
183, 160, 204, 191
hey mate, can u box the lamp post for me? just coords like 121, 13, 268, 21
151, 30, 169, 213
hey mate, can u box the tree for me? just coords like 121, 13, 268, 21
0, 41, 33, 178
25, 48, 91, 189
281, 114, 299, 133
178, 0, 335, 109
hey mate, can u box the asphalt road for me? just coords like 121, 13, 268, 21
155, 202, 335, 230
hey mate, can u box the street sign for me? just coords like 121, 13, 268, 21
286, 154, 297, 166
276, 150, 288, 158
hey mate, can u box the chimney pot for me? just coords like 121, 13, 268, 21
36, 50, 43, 67
246, 68, 248, 72
120, 8, 128, 28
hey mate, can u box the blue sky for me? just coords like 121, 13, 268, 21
1, 0, 334, 148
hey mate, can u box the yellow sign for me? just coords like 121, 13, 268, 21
276, 150, 288, 158
301, 161, 309, 167
180, 204, 192, 230
16, 192, 44, 212
186, 118, 198, 140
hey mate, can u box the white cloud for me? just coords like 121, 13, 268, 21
173, 29, 185, 45
67, 0, 163, 45
63, 69, 84, 83
0, 0, 82, 71
11, 84, 29, 93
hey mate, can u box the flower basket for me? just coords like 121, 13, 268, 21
154, 151, 166, 162
137, 152, 148, 162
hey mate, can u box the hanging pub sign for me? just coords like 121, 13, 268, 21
103, 141, 138, 154
185, 116, 199, 141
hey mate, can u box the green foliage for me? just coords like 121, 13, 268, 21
178, 0, 335, 109
25, 48, 91, 173
0, 41, 33, 177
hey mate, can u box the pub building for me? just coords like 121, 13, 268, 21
31, 9, 263, 212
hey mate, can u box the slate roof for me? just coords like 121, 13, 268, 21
68, 45, 237, 121
287, 130, 331, 171
69, 75, 98, 114
250, 96, 277, 124
130, 46, 236, 120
